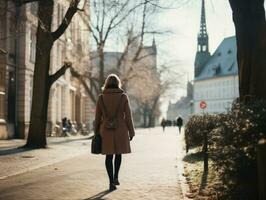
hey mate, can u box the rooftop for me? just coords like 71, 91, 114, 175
195, 36, 238, 81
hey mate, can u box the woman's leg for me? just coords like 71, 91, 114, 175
114, 154, 122, 180
105, 155, 114, 184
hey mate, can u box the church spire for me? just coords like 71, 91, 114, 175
194, 0, 211, 77
198, 0, 209, 53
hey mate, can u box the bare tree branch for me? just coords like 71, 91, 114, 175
70, 67, 97, 104
48, 62, 71, 86
103, 0, 147, 43
51, 0, 80, 41
133, 0, 149, 61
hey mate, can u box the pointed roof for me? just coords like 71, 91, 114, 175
194, 0, 211, 77
196, 0, 209, 53
195, 36, 238, 81
199, 0, 207, 38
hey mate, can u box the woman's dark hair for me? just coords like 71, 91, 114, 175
103, 74, 122, 90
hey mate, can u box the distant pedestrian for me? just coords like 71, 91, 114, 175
62, 117, 68, 135
161, 118, 166, 132
176, 116, 183, 134
94, 74, 135, 191
173, 120, 176, 126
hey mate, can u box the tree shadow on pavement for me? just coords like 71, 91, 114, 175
83, 190, 112, 200
183, 151, 204, 164
199, 169, 209, 191
0, 136, 93, 156
0, 147, 32, 156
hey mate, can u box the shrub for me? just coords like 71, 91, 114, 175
185, 114, 222, 152
211, 100, 266, 199
185, 100, 266, 199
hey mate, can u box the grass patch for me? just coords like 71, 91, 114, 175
183, 148, 223, 200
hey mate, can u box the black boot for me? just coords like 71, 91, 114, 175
114, 178, 120, 185
109, 183, 117, 191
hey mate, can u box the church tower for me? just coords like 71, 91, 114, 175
194, 0, 211, 77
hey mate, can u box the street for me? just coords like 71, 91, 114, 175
0, 127, 185, 200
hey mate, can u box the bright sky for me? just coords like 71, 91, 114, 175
157, 0, 235, 93
103, 1, 266, 117
154, 0, 236, 116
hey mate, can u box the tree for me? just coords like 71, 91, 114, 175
70, 0, 165, 105
24, 0, 85, 148
229, 0, 266, 101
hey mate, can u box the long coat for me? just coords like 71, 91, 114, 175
94, 88, 135, 155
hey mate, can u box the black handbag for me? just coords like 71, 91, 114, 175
91, 134, 102, 154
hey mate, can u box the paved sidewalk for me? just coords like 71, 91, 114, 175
0, 127, 186, 200
0, 135, 92, 180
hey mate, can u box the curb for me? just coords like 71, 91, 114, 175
177, 134, 191, 200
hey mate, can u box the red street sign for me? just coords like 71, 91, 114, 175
200, 101, 207, 109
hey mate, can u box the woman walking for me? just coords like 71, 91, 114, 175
94, 74, 135, 191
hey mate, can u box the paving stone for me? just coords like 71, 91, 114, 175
0, 127, 185, 200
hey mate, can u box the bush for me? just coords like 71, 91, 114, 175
211, 100, 266, 199
185, 100, 266, 199
185, 114, 222, 151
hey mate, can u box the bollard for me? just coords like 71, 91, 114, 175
257, 139, 266, 200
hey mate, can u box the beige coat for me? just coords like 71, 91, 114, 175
94, 88, 135, 155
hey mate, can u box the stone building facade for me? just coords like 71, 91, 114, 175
0, 1, 92, 139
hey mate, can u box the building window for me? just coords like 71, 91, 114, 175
61, 6, 64, 24
70, 90, 75, 121
0, 19, 4, 41
29, 75, 33, 114
61, 87, 66, 118
0, 93, 4, 119
0, 67, 5, 92
57, 43, 62, 68
0, 66, 5, 120
30, 28, 36, 63
57, 4, 61, 26
71, 22, 76, 44
57, 4, 64, 26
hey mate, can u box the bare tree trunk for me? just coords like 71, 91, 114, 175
143, 105, 149, 128
148, 113, 154, 128
25, 0, 79, 148
98, 44, 105, 91
148, 96, 159, 128
25, 0, 54, 148
229, 0, 266, 101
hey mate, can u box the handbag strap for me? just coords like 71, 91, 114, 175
100, 94, 123, 120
